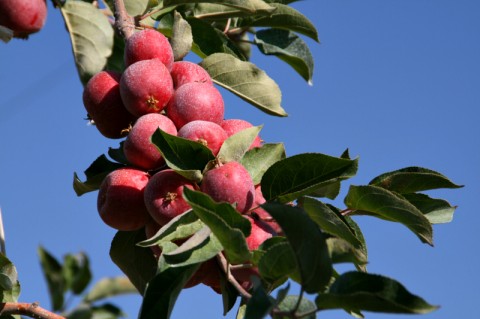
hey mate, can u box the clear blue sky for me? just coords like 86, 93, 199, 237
0, 1, 478, 318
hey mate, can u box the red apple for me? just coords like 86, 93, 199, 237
120, 59, 174, 117
166, 82, 224, 129
144, 169, 196, 225
170, 61, 212, 89
177, 120, 228, 156
97, 168, 150, 231
0, 0, 47, 38
124, 29, 174, 70
123, 113, 177, 170
82, 70, 135, 139
200, 161, 255, 213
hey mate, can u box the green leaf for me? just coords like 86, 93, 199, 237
240, 143, 286, 185
91, 303, 125, 319
262, 203, 332, 293
192, 1, 275, 19
258, 238, 297, 284
0, 26, 13, 44
183, 188, 252, 264
63, 252, 92, 295
0, 254, 17, 291
105, 33, 126, 74
188, 18, 246, 60
38, 246, 66, 311
200, 53, 286, 116
109, 230, 157, 295
171, 12, 193, 61
255, 29, 314, 83
164, 0, 262, 12
105, 0, 149, 16
219, 271, 239, 316
274, 295, 317, 319
163, 226, 223, 266
369, 167, 463, 193
300, 197, 362, 248
138, 263, 200, 319
218, 125, 263, 163
344, 185, 434, 246
73, 154, 125, 196
326, 238, 368, 269
83, 277, 137, 303
403, 193, 456, 224
108, 142, 128, 165
151, 128, 215, 182
240, 3, 319, 42
261, 153, 358, 203
1, 280, 20, 304
124, 0, 149, 16
316, 271, 439, 314
60, 1, 114, 85
245, 280, 275, 319
307, 182, 341, 200
139, 210, 203, 247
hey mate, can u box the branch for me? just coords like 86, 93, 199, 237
113, 0, 135, 39
0, 302, 65, 319
216, 254, 252, 300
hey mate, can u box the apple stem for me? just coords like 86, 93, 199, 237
0, 302, 66, 319
113, 0, 135, 39
216, 253, 252, 300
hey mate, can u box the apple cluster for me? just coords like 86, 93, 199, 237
82, 29, 279, 292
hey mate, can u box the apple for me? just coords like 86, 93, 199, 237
200, 161, 255, 213
120, 59, 174, 117
124, 29, 174, 70
97, 168, 150, 231
177, 120, 228, 156
166, 82, 224, 129
144, 169, 196, 225
170, 61, 213, 89
82, 70, 135, 139
123, 113, 177, 170
0, 0, 47, 38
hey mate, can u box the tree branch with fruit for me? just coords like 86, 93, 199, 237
0, 0, 463, 319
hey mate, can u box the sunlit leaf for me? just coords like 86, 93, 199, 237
183, 188, 251, 264
151, 128, 215, 182
200, 53, 286, 116
60, 1, 114, 85
240, 3, 319, 42
163, 226, 223, 267
241, 143, 286, 185
171, 11, 192, 61
403, 193, 456, 224
218, 125, 263, 163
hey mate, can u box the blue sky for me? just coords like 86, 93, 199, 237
0, 1, 479, 318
